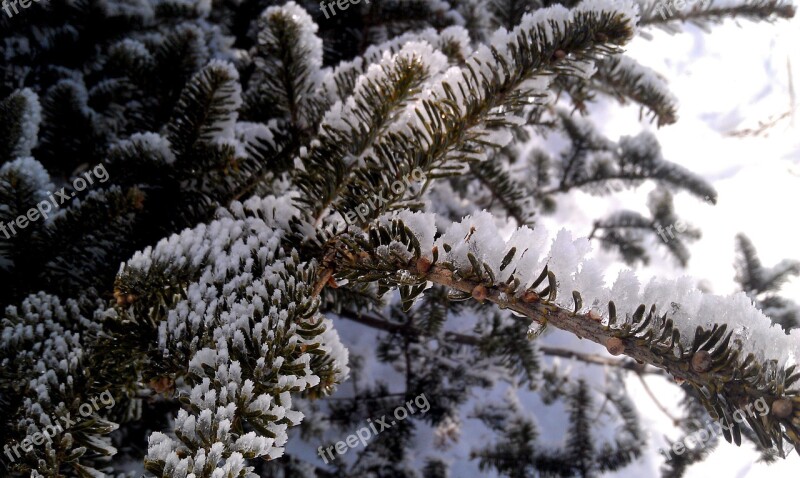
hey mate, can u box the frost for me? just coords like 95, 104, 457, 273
380, 0, 641, 167
576, 0, 641, 27
0, 293, 108, 464
257, 1, 324, 127
7, 88, 41, 159
390, 210, 437, 258
398, 210, 800, 370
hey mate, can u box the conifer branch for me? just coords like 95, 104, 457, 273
591, 54, 678, 126
166, 60, 242, 157
243, 2, 324, 131
539, 114, 716, 200
0, 88, 40, 165
554, 54, 678, 126
368, 260, 798, 453
332, 214, 800, 456
298, 42, 448, 223
590, 189, 701, 266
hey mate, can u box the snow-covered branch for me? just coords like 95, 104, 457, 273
333, 210, 800, 455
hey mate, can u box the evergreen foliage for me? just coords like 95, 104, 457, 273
735, 234, 800, 333
0, 0, 797, 477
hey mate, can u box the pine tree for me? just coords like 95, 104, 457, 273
0, 1, 798, 477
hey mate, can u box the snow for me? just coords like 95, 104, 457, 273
0, 293, 108, 464
9, 88, 41, 159
115, 132, 176, 164
235, 121, 276, 151
390, 210, 437, 258
578, 0, 641, 28
391, 209, 800, 373
513, 4, 572, 46
530, 7, 800, 476
438, 26, 473, 60
4, 0, 798, 476
0, 157, 54, 203
380, 0, 641, 170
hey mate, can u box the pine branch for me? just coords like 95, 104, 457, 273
298, 41, 449, 223
37, 79, 106, 178
324, 25, 471, 107
0, 157, 55, 307
396, 261, 799, 453
659, 391, 721, 478
591, 54, 678, 126
734, 234, 800, 332
151, 23, 212, 121
243, 2, 324, 131
601, 379, 647, 468
2, 0, 797, 475
564, 380, 595, 475
112, 195, 350, 477
0, 293, 118, 477
554, 53, 678, 126
165, 60, 241, 157
36, 186, 144, 298
736, 233, 800, 295
591, 189, 702, 267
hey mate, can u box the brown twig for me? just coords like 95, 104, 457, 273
637, 373, 680, 426
335, 308, 664, 375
